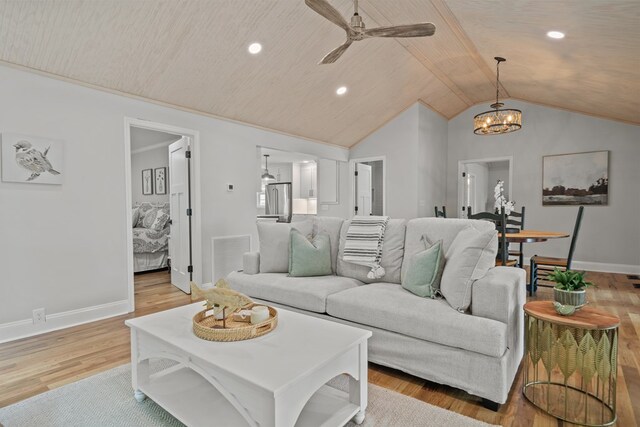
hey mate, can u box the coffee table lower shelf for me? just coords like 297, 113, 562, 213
138, 365, 360, 427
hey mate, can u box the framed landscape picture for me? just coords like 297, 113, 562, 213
542, 151, 609, 206
142, 169, 153, 195
154, 167, 167, 195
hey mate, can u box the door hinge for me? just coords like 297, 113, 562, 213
186, 208, 192, 216
187, 265, 193, 273
355, 171, 359, 176
462, 172, 466, 177
355, 206, 359, 213
185, 150, 192, 159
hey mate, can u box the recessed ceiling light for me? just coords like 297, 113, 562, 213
248, 42, 262, 54
546, 31, 565, 39
336, 86, 347, 95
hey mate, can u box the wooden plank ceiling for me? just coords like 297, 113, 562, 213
0, 0, 637, 147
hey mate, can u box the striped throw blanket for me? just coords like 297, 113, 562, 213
342, 216, 390, 279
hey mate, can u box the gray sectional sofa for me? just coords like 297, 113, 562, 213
227, 216, 525, 408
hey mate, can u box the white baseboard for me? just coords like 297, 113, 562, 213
0, 300, 130, 344
524, 257, 640, 275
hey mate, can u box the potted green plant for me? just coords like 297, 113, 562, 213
547, 268, 594, 308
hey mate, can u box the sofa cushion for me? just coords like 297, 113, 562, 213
226, 271, 361, 313
257, 219, 313, 273
401, 239, 445, 298
337, 219, 406, 284
289, 230, 332, 277
326, 282, 507, 358
312, 217, 344, 274
402, 218, 496, 280
440, 226, 498, 312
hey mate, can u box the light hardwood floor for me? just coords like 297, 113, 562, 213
0, 270, 638, 426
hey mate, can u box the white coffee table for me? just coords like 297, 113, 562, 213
125, 303, 372, 427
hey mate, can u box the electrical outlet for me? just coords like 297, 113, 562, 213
33, 308, 46, 324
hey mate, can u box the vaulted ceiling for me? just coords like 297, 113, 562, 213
0, 1, 638, 147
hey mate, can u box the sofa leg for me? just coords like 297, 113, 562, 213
481, 398, 501, 412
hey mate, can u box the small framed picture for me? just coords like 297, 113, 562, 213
142, 169, 153, 195
155, 167, 167, 195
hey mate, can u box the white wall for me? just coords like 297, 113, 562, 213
351, 104, 419, 218
131, 145, 170, 205
447, 100, 640, 271
0, 65, 349, 336
350, 103, 448, 219
418, 104, 448, 217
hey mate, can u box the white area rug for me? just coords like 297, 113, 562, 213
0, 362, 497, 426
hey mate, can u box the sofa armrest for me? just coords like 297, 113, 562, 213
243, 252, 260, 275
471, 267, 526, 324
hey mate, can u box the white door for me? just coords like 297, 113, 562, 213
464, 172, 476, 218
356, 163, 372, 216
169, 137, 191, 294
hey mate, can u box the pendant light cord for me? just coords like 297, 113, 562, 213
495, 60, 500, 108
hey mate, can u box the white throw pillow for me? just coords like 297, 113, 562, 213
132, 208, 140, 229
258, 220, 314, 273
440, 226, 498, 312
149, 209, 170, 231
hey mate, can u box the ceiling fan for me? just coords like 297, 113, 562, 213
305, 0, 436, 64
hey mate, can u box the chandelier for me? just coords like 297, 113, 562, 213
474, 57, 522, 135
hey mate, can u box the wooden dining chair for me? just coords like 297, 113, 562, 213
529, 206, 585, 296
468, 208, 516, 267
506, 206, 526, 267
434, 206, 447, 218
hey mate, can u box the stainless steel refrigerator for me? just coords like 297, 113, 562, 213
265, 182, 292, 223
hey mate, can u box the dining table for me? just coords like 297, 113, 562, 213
501, 230, 570, 243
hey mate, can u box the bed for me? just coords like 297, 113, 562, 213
132, 203, 170, 272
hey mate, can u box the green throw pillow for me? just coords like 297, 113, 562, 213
401, 238, 445, 298
288, 229, 333, 277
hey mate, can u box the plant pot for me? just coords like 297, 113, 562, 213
554, 288, 586, 307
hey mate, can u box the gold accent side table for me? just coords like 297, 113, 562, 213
523, 301, 619, 427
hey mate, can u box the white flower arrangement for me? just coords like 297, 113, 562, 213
494, 180, 515, 214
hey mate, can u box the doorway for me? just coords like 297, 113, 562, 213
124, 118, 202, 312
349, 157, 386, 216
457, 156, 513, 218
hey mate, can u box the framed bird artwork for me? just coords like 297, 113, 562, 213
1, 133, 64, 184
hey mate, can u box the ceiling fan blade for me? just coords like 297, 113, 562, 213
364, 23, 436, 38
319, 40, 353, 64
305, 0, 351, 32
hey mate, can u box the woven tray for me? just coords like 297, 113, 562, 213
192, 303, 278, 342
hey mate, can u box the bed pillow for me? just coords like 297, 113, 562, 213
132, 208, 140, 229
149, 209, 170, 231
440, 226, 498, 312
288, 229, 332, 277
140, 208, 156, 228
401, 239, 445, 298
